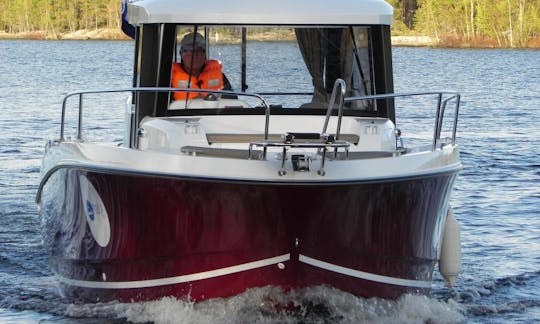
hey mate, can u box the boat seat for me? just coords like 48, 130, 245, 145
181, 146, 264, 160
207, 133, 359, 145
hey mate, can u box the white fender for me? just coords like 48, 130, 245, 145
439, 207, 461, 287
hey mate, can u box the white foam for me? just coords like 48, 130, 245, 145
102, 286, 466, 324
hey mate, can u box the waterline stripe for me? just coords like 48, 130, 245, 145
56, 253, 290, 289
299, 254, 432, 288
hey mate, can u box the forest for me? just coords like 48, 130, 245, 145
388, 0, 540, 47
0, 0, 539, 47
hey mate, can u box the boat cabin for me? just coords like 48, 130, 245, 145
125, 0, 395, 148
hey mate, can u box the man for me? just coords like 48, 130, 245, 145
171, 32, 224, 100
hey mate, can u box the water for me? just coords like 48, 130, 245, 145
0, 40, 539, 323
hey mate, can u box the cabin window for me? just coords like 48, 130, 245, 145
172, 25, 375, 111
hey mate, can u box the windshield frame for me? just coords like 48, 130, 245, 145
167, 24, 378, 114
132, 23, 394, 130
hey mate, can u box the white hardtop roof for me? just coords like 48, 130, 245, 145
127, 0, 393, 26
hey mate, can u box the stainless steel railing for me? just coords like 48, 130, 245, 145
344, 90, 461, 151
322, 79, 347, 140
59, 87, 270, 142
59, 86, 460, 155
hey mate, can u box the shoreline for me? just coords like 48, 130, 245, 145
0, 29, 131, 41
1, 29, 538, 49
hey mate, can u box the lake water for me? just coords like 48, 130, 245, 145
0, 40, 539, 323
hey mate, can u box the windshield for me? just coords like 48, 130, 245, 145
170, 26, 375, 111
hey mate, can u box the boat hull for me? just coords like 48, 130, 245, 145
40, 165, 457, 302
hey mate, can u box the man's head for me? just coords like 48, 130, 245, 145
180, 32, 206, 74
180, 32, 206, 51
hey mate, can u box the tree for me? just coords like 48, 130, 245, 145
402, 0, 418, 29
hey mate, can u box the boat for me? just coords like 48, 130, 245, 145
36, 0, 463, 303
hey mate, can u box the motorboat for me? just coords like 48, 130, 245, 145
36, 0, 463, 303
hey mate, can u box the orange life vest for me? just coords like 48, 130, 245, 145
171, 60, 223, 100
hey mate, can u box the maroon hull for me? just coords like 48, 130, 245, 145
44, 169, 457, 302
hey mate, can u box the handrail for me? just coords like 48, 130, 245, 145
59, 87, 270, 142
58, 87, 460, 154
322, 79, 347, 140
345, 90, 461, 151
